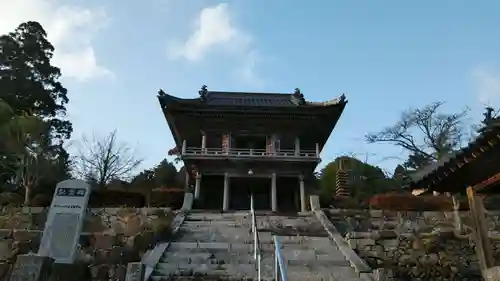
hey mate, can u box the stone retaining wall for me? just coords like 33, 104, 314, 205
326, 209, 500, 281
0, 207, 175, 281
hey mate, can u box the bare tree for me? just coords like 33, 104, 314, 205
365, 102, 471, 170
76, 131, 143, 188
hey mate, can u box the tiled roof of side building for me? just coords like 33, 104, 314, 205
407, 117, 500, 192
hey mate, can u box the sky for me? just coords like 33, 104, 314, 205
1, 0, 500, 175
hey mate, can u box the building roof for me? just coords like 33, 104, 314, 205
157, 87, 349, 152
408, 119, 500, 194
157, 89, 347, 109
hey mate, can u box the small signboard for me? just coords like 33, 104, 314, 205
38, 179, 91, 264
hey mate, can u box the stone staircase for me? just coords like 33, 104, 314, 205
150, 211, 370, 281
150, 211, 262, 280
257, 214, 368, 281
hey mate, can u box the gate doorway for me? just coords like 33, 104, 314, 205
229, 177, 271, 210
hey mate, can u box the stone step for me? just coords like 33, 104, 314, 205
257, 235, 332, 245
151, 275, 364, 281
160, 251, 260, 264
174, 230, 252, 243
168, 242, 253, 253
164, 246, 348, 264
285, 270, 364, 281
182, 221, 249, 228
177, 225, 251, 235
153, 263, 262, 278
151, 262, 363, 281
187, 213, 249, 221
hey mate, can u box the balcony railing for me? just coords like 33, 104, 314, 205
182, 147, 319, 159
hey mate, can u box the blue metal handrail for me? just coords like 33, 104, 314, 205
273, 236, 288, 281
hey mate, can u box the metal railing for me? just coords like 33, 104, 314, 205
183, 147, 319, 158
273, 236, 288, 281
250, 194, 262, 281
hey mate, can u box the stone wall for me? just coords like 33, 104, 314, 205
0, 207, 175, 280
326, 209, 500, 281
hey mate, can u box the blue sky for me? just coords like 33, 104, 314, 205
2, 0, 500, 174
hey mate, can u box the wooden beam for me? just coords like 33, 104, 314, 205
466, 186, 495, 274
473, 172, 500, 193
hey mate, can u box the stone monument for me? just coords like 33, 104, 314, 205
38, 179, 91, 264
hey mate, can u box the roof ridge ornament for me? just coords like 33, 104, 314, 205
199, 85, 208, 102
158, 89, 166, 96
293, 88, 306, 105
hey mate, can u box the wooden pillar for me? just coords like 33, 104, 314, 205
299, 175, 306, 213
184, 170, 189, 192
201, 134, 206, 154
222, 133, 230, 154
182, 140, 187, 154
194, 174, 201, 199
466, 186, 494, 274
271, 172, 277, 212
223, 173, 229, 211
294, 137, 300, 156
315, 143, 320, 157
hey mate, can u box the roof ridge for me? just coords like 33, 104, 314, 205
207, 91, 293, 96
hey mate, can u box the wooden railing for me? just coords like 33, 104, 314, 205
182, 147, 319, 158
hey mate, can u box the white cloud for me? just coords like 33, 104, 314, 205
168, 3, 262, 86
0, 0, 112, 82
238, 51, 264, 88
472, 65, 500, 105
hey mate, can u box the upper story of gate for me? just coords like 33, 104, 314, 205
158, 86, 348, 166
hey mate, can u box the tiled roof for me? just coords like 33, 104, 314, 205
408, 118, 500, 193
408, 153, 456, 183
158, 89, 347, 108
205, 91, 299, 107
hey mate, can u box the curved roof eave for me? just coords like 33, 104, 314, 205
305, 94, 348, 107
157, 90, 201, 107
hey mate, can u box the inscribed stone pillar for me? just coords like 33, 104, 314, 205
223, 173, 229, 211
271, 172, 277, 212
39, 179, 91, 264
299, 175, 306, 213
194, 174, 201, 199
9, 255, 54, 281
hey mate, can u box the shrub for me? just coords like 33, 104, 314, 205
0, 192, 23, 206
31, 194, 52, 207
368, 193, 469, 211
149, 188, 184, 208
89, 190, 146, 207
